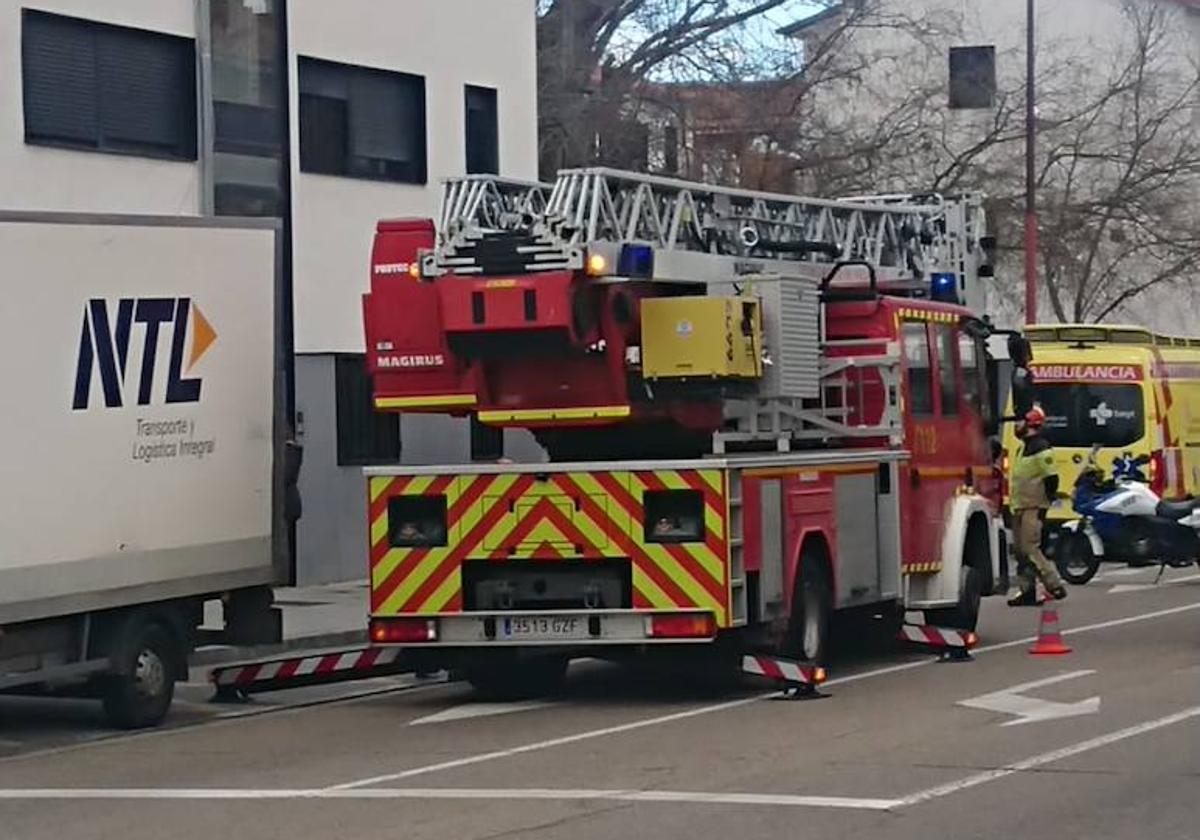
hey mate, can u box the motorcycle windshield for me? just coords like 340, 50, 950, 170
1035, 383, 1146, 449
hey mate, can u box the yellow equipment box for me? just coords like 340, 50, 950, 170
641, 296, 763, 380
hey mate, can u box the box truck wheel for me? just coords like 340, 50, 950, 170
102, 621, 178, 729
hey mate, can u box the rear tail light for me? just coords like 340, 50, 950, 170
646, 613, 716, 639
370, 617, 438, 644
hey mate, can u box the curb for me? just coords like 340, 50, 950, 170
190, 629, 368, 667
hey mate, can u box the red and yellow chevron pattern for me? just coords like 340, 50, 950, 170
368, 469, 730, 625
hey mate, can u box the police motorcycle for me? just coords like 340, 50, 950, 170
1055, 445, 1200, 584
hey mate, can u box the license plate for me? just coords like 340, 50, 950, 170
500, 616, 582, 640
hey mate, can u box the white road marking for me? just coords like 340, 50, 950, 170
900, 705, 1200, 806
0, 787, 902, 810
1108, 572, 1200, 594
958, 670, 1100, 727
327, 601, 1200, 791
410, 700, 558, 726
5, 705, 1197, 811
1101, 567, 1150, 579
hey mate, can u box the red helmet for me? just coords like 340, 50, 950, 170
1024, 405, 1046, 429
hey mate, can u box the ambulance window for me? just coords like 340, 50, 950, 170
935, 324, 960, 416
902, 322, 933, 415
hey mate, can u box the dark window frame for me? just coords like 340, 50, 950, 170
643, 490, 705, 544
934, 323, 961, 417
949, 45, 996, 110
959, 332, 991, 421
21, 8, 198, 161
464, 84, 499, 175
297, 55, 427, 185
470, 415, 504, 462
334, 354, 401, 467
662, 124, 680, 174
902, 321, 935, 416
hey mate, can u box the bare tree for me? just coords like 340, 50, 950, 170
772, 2, 1200, 324
536, 1, 1199, 326
1032, 3, 1200, 323
536, 0, 822, 178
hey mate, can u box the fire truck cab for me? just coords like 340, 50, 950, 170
361, 169, 1005, 695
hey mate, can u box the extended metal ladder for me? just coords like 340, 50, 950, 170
430, 167, 988, 293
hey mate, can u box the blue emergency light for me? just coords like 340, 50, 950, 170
618, 243, 655, 278
930, 272, 959, 303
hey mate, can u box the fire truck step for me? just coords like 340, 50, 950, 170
741, 654, 829, 700
208, 645, 410, 701
897, 624, 979, 662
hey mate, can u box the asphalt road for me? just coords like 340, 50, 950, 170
1, 564, 1197, 840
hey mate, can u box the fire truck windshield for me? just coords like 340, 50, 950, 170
1035, 383, 1145, 448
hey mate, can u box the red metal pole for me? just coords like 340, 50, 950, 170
1024, 0, 1038, 324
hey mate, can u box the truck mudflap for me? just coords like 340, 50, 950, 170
367, 468, 731, 628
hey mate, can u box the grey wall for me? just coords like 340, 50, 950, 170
294, 354, 547, 585
295, 355, 366, 585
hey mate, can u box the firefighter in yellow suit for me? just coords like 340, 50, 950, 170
1008, 406, 1068, 605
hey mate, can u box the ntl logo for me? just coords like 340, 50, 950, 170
72, 298, 217, 410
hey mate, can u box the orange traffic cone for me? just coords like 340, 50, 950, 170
1030, 600, 1072, 655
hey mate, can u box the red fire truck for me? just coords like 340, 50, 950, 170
360, 169, 1006, 695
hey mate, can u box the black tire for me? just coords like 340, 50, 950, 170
1056, 530, 1101, 585
463, 655, 569, 700
784, 553, 832, 665
928, 565, 983, 631
928, 522, 988, 631
101, 622, 178, 729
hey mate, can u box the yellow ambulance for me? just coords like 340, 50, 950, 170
1002, 324, 1200, 552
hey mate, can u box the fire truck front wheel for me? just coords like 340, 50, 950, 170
462, 654, 569, 700
785, 550, 832, 665
928, 522, 989, 631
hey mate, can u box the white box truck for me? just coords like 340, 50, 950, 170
0, 212, 295, 728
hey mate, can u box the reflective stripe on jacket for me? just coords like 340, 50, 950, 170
1010, 435, 1055, 510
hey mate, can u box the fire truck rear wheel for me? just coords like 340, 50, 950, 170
786, 553, 832, 665
463, 655, 569, 700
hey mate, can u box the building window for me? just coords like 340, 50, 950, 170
902, 322, 934, 415
663, 125, 679, 175
335, 356, 400, 466
298, 57, 426, 184
209, 0, 289, 218
465, 85, 499, 175
470, 416, 504, 462
949, 46, 996, 110
21, 9, 197, 160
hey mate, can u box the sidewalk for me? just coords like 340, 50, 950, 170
193, 579, 370, 666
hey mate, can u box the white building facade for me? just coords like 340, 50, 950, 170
0, 0, 541, 583
780, 0, 1200, 330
